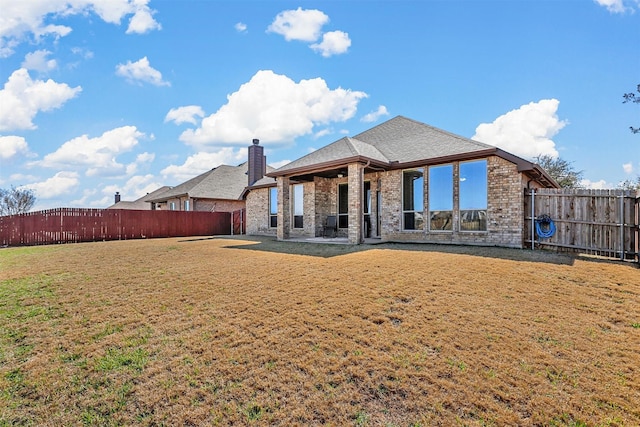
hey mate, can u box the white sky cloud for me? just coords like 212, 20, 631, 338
314, 128, 333, 139
22, 49, 57, 72
268, 8, 352, 58
160, 149, 247, 183
70, 188, 97, 207
115, 56, 170, 86
594, 0, 637, 13
9, 173, 39, 183
267, 8, 329, 42
0, 68, 82, 131
179, 70, 367, 148
0, 0, 161, 58
71, 46, 94, 59
235, 22, 247, 33
623, 162, 634, 174
126, 3, 162, 34
101, 174, 162, 204
32, 126, 144, 177
472, 99, 567, 159
165, 105, 205, 125
0, 135, 29, 159
125, 152, 155, 175
580, 178, 616, 189
310, 30, 351, 57
361, 105, 390, 123
23, 171, 79, 199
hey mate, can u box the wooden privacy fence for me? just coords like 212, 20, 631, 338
231, 209, 246, 235
0, 208, 231, 247
524, 188, 639, 261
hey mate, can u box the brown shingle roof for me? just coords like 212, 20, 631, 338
268, 116, 559, 187
354, 116, 494, 163
272, 116, 496, 175
148, 162, 276, 202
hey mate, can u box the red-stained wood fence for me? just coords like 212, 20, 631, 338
0, 208, 231, 247
231, 209, 246, 236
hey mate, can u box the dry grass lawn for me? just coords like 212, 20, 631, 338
0, 236, 639, 426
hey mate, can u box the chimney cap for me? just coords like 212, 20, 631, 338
252, 138, 259, 145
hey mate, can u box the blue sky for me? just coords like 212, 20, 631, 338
0, 0, 638, 210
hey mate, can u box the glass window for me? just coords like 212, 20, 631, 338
364, 181, 371, 214
269, 187, 278, 228
402, 169, 424, 230
338, 184, 348, 228
459, 160, 487, 231
429, 165, 453, 231
170, 202, 176, 211
292, 184, 304, 229
184, 200, 190, 211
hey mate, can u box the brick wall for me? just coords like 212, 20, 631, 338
347, 163, 363, 244
155, 197, 244, 213
485, 156, 524, 247
381, 170, 403, 240
247, 156, 529, 248
193, 199, 245, 213
245, 188, 275, 235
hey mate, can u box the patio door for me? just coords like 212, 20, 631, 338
364, 181, 371, 238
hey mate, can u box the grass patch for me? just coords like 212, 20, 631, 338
96, 347, 147, 372
0, 237, 638, 425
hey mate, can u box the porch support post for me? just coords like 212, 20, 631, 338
348, 162, 364, 244
277, 176, 290, 241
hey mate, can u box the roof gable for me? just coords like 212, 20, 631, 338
354, 116, 495, 163
267, 115, 558, 188
274, 137, 389, 173
271, 116, 497, 175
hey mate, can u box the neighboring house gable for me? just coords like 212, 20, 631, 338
107, 186, 171, 210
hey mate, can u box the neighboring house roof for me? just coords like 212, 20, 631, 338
268, 116, 558, 188
107, 186, 171, 210
148, 162, 276, 203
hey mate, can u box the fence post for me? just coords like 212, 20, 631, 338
619, 194, 624, 261
530, 188, 535, 250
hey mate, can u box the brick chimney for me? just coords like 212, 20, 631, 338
114, 192, 121, 204
247, 138, 266, 186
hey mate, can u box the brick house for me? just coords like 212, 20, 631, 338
244, 116, 558, 247
147, 140, 273, 212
